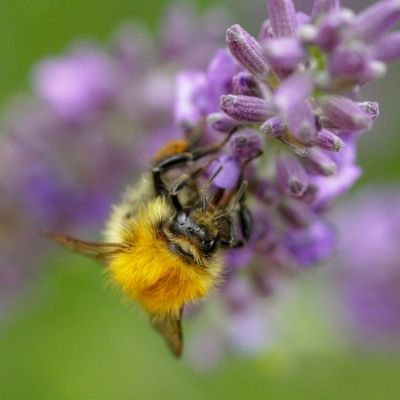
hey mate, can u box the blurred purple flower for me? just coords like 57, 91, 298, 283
33, 47, 116, 123
332, 188, 400, 352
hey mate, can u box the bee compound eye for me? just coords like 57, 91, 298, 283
177, 211, 187, 225
201, 239, 215, 252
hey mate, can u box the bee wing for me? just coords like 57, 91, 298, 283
43, 232, 124, 262
151, 310, 183, 357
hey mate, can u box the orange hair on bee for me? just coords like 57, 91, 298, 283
153, 139, 190, 163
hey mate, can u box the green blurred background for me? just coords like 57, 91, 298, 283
1, 1, 400, 399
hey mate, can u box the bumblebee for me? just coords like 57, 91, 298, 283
47, 129, 256, 357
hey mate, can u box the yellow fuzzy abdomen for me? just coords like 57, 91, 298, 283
108, 242, 219, 316
106, 198, 221, 315
105, 196, 222, 316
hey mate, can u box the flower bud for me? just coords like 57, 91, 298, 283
259, 19, 274, 41
226, 24, 269, 79
278, 198, 315, 228
314, 129, 345, 152
328, 41, 371, 80
273, 72, 313, 113
220, 94, 274, 122
284, 220, 336, 267
232, 72, 263, 97
262, 37, 306, 69
276, 153, 309, 197
260, 116, 286, 137
358, 101, 379, 120
354, 0, 400, 43
315, 9, 354, 51
253, 178, 280, 205
230, 130, 263, 161
311, 0, 340, 21
306, 148, 338, 176
266, 0, 298, 38
286, 100, 318, 144
319, 96, 372, 132
357, 60, 387, 85
207, 112, 239, 133
372, 32, 400, 62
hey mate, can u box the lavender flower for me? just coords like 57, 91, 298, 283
331, 188, 400, 352
33, 47, 116, 123
174, 0, 400, 364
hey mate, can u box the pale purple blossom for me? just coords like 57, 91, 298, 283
332, 188, 400, 351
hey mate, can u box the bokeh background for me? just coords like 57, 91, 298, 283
1, 1, 400, 399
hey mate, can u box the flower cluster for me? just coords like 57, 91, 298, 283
173, 0, 400, 365
0, 3, 229, 317
175, 0, 400, 271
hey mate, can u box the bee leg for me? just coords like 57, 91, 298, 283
220, 184, 253, 249
189, 127, 238, 160
238, 203, 253, 242
168, 167, 203, 210
152, 128, 238, 197
220, 213, 245, 249
153, 153, 193, 196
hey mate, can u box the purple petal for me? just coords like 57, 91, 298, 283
259, 19, 274, 41
207, 112, 239, 133
260, 116, 287, 137
220, 94, 274, 123
285, 220, 336, 267
319, 96, 372, 132
328, 41, 371, 81
263, 37, 306, 69
311, 0, 340, 21
33, 49, 115, 123
315, 9, 355, 52
314, 129, 345, 151
372, 32, 400, 62
286, 99, 318, 144
274, 72, 314, 113
207, 49, 238, 111
209, 155, 241, 189
226, 25, 270, 79
297, 11, 311, 26
276, 153, 309, 197
266, 0, 298, 38
354, 0, 400, 43
232, 72, 263, 97
174, 70, 207, 127
278, 198, 315, 228
230, 129, 263, 161
311, 164, 362, 208
306, 147, 338, 176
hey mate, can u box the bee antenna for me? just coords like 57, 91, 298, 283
229, 180, 248, 211
201, 165, 223, 211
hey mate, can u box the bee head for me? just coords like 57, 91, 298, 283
169, 207, 218, 255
